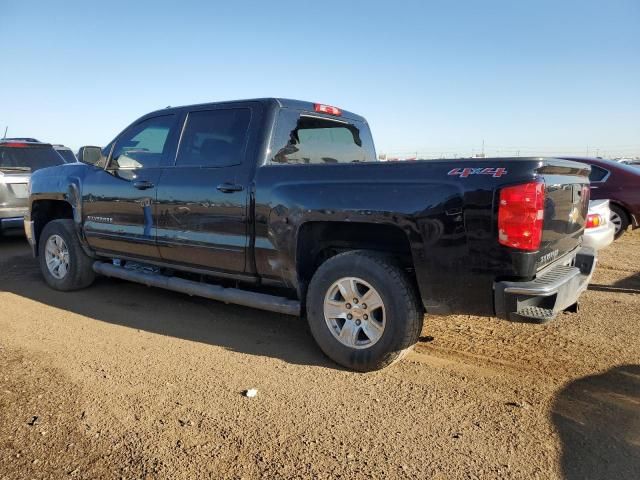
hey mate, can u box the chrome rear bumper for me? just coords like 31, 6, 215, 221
494, 247, 597, 323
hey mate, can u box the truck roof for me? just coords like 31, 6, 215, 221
148, 98, 367, 123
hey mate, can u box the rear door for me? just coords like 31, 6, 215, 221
155, 103, 259, 273
82, 114, 179, 259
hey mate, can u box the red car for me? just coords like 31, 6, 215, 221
561, 157, 640, 238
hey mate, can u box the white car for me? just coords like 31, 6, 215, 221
583, 199, 615, 250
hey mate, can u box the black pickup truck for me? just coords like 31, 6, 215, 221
25, 98, 596, 371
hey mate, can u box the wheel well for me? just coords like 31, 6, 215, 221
32, 200, 74, 255
296, 222, 416, 296
610, 202, 631, 222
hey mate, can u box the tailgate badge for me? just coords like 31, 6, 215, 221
448, 167, 507, 178
568, 206, 580, 224
539, 249, 559, 266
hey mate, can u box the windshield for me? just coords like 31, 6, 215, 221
0, 146, 66, 172
56, 149, 77, 163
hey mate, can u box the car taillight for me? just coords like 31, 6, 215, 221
586, 213, 602, 229
498, 181, 545, 251
1, 142, 29, 148
314, 103, 342, 116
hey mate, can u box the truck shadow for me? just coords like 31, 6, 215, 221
0, 238, 341, 371
588, 272, 640, 295
552, 364, 640, 480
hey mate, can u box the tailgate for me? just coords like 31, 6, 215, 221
0, 172, 31, 208
536, 160, 590, 269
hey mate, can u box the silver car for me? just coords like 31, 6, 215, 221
583, 199, 615, 250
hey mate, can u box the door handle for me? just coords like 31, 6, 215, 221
133, 180, 155, 190
217, 183, 243, 193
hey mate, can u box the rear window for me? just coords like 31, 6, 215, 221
0, 146, 65, 172
270, 109, 377, 164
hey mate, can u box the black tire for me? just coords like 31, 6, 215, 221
610, 204, 629, 239
38, 219, 95, 291
306, 250, 424, 372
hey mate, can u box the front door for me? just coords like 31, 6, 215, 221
155, 106, 255, 273
82, 114, 179, 259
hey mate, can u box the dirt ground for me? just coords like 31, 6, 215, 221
0, 231, 638, 480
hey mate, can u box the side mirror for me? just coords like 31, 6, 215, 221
78, 146, 102, 166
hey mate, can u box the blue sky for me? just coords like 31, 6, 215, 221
1, 0, 638, 158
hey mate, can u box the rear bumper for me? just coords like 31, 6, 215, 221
583, 223, 615, 250
494, 247, 596, 323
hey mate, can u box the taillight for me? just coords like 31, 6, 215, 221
1, 142, 29, 148
586, 213, 602, 229
314, 103, 342, 116
498, 181, 545, 251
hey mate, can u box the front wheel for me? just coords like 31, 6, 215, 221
38, 219, 95, 291
306, 251, 424, 372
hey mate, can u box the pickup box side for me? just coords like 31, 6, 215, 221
254, 159, 571, 316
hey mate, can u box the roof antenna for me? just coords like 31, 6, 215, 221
2, 126, 7, 139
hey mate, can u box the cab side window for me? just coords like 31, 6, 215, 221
175, 109, 251, 168
109, 115, 175, 170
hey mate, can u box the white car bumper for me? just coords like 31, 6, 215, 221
583, 221, 615, 250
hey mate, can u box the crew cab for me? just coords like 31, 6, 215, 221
25, 98, 596, 371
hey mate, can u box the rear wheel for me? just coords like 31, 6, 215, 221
610, 204, 629, 239
39, 219, 95, 291
306, 251, 424, 372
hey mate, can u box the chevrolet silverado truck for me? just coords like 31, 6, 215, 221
25, 98, 596, 371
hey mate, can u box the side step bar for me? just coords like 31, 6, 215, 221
92, 261, 301, 316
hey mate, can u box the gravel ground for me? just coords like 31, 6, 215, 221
0, 231, 638, 479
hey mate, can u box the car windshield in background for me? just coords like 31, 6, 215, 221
56, 149, 77, 163
0, 146, 66, 172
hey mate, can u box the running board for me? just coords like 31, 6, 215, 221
92, 261, 300, 316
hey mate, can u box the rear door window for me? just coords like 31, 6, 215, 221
175, 108, 251, 168
270, 109, 377, 164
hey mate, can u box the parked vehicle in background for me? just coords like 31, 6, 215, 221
561, 157, 640, 238
583, 200, 615, 250
0, 139, 65, 235
621, 160, 640, 168
53, 144, 77, 163
25, 98, 596, 371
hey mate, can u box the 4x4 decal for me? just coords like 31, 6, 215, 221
448, 167, 507, 178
